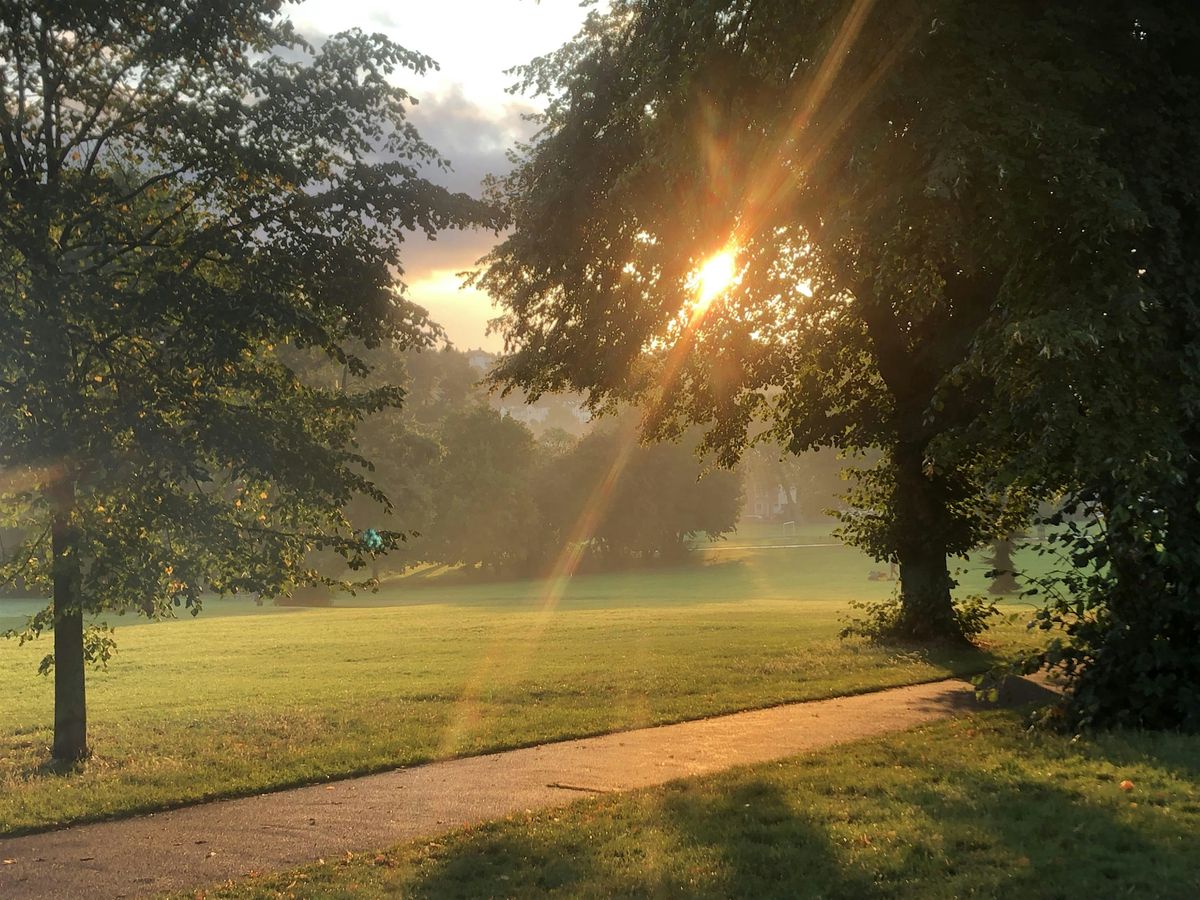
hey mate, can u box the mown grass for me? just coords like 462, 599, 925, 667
1, 534, 1043, 836
203, 710, 1200, 899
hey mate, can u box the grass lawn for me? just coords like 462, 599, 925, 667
1, 533, 1045, 836
202, 710, 1200, 899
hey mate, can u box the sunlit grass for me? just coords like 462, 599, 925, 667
204, 711, 1200, 899
1, 537, 1045, 836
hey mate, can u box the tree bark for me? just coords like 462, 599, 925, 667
50, 479, 88, 763
891, 442, 963, 643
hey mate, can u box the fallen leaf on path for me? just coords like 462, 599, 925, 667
3, 859, 15, 865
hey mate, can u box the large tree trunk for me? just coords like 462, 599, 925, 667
891, 442, 963, 643
50, 480, 88, 763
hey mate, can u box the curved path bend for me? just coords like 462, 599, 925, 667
0, 675, 1054, 899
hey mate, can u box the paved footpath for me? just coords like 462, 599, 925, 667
0, 676, 1051, 899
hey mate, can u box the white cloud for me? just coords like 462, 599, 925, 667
290, 0, 588, 109
406, 269, 503, 353
286, 0, 589, 348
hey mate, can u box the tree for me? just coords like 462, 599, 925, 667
991, 3, 1200, 730
401, 346, 488, 430
601, 432, 741, 561
422, 404, 541, 571
476, 0, 1111, 641
984, 537, 1019, 596
534, 421, 742, 566
0, 2, 499, 761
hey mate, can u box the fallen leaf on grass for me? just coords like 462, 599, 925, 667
1120, 779, 1135, 792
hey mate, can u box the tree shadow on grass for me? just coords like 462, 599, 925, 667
858, 640, 1016, 690
870, 743, 1200, 897
399, 726, 1199, 898
402, 779, 876, 899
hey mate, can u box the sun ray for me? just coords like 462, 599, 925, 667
437, 0, 914, 755
690, 248, 740, 317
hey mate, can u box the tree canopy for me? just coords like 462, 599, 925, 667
338, 347, 744, 577
0, 0, 500, 760
476, 0, 1200, 724
476, 0, 1122, 639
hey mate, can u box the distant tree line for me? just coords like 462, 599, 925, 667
343, 347, 744, 579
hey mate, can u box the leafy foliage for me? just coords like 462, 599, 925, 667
0, 1, 499, 758
1014, 500, 1200, 733
475, 0, 1099, 641
534, 420, 744, 567
479, 0, 1200, 716
975, 5, 1200, 731
840, 593, 1000, 646
422, 404, 541, 571
297, 346, 744, 576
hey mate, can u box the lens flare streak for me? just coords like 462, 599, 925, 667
438, 0, 910, 752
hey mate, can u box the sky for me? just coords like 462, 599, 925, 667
289, 0, 591, 351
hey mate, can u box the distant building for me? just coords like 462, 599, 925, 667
743, 480, 797, 520
465, 350, 493, 372
497, 403, 549, 426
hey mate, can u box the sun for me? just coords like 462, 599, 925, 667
690, 248, 739, 313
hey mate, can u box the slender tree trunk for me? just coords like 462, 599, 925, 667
1164, 435, 1200, 598
774, 462, 799, 521
891, 442, 963, 643
987, 537, 1020, 594
50, 479, 88, 763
